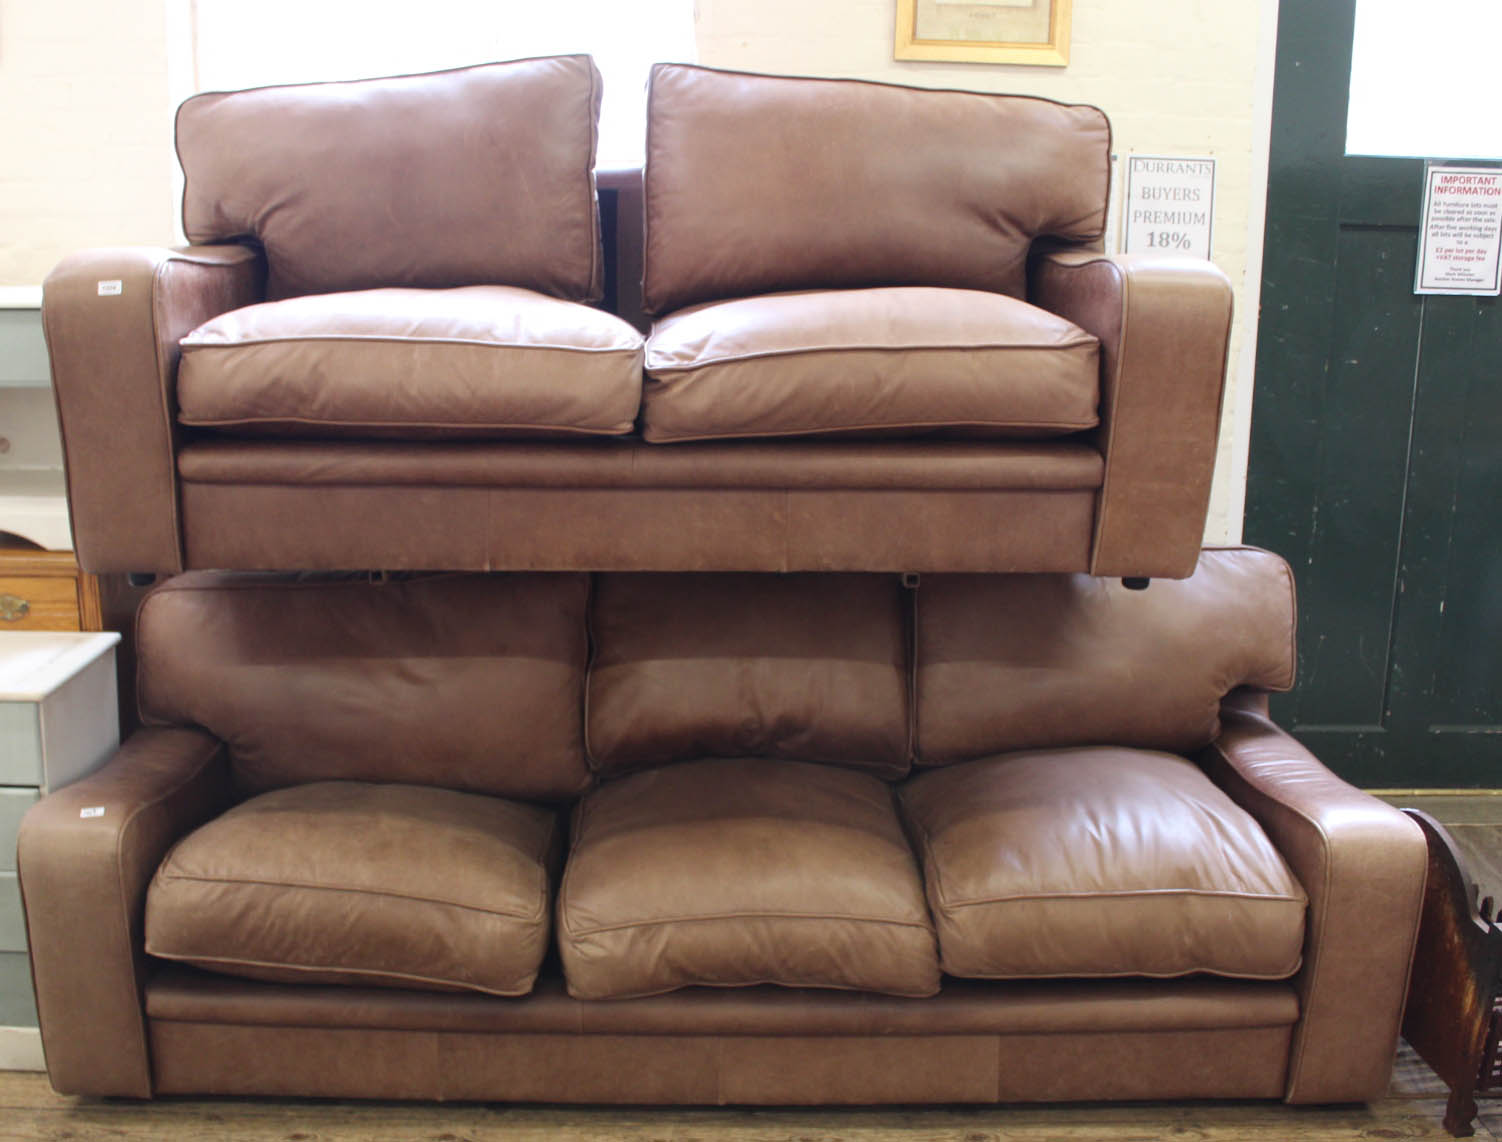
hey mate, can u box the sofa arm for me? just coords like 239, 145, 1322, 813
43, 244, 265, 574
1198, 707, 1427, 1104
16, 728, 232, 1097
1031, 251, 1232, 579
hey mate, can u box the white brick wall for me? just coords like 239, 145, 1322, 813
0, 0, 179, 286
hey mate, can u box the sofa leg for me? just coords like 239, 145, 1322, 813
1121, 577, 1151, 591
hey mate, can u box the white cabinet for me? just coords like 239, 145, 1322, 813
0, 297, 70, 553
0, 631, 121, 1035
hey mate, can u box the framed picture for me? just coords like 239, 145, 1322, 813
895, 0, 1072, 67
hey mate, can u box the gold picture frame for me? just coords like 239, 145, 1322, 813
895, 0, 1072, 67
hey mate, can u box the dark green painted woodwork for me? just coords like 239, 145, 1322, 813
1247, 0, 1502, 786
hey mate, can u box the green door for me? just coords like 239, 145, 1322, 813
1246, 0, 1502, 787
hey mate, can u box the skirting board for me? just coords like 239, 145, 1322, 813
0, 1027, 44, 1072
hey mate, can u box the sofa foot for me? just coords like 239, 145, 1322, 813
1122, 577, 1151, 591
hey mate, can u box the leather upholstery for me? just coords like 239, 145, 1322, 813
915, 546, 1296, 764
179, 286, 644, 438
15, 551, 1421, 1106
147, 966, 1298, 1037
146, 782, 560, 996
16, 728, 232, 1097
145, 968, 1297, 1103
146, 1020, 1293, 1104
901, 747, 1307, 980
1200, 704, 1428, 1104
557, 759, 940, 999
1031, 251, 1233, 579
643, 63, 1110, 314
46, 67, 1231, 580
135, 572, 592, 798
177, 57, 604, 301
43, 244, 266, 573
587, 573, 910, 777
175, 481, 1101, 574
176, 437, 1106, 489
641, 287, 1099, 442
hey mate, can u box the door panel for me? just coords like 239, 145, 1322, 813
1246, 0, 1502, 787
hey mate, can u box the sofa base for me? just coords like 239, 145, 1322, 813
167, 438, 1107, 573
178, 483, 1100, 572
140, 969, 1296, 1104
147, 1023, 1293, 1104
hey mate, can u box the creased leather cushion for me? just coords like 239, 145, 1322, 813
178, 287, 644, 439
641, 287, 1099, 443
177, 57, 604, 301
146, 782, 560, 996
915, 547, 1297, 764
643, 63, 1110, 314
136, 572, 591, 799
587, 574, 910, 778
900, 748, 1307, 980
558, 759, 941, 999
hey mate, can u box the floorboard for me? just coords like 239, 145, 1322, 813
0, 1068, 1493, 1142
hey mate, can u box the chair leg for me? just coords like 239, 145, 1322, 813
1443, 1085, 1478, 1137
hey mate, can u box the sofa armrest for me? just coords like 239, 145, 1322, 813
1198, 707, 1427, 1104
43, 244, 266, 574
1030, 251, 1232, 579
16, 728, 232, 1097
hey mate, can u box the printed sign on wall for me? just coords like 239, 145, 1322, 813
1123, 156, 1216, 259
1414, 164, 1502, 296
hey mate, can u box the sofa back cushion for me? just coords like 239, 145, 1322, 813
177, 57, 604, 301
915, 547, 1297, 764
643, 63, 1110, 315
588, 573, 911, 779
136, 572, 591, 799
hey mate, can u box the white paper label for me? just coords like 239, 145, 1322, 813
80, 807, 105, 819
1414, 164, 1502, 296
1123, 155, 1216, 260
96, 280, 123, 297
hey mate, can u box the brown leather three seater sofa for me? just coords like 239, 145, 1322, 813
18, 549, 1427, 1104
43, 57, 1232, 580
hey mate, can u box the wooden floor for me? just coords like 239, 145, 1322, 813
1, 793, 1497, 1141
0, 1061, 1497, 1142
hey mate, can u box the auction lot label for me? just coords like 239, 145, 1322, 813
1415, 164, 1502, 296
1123, 155, 1216, 259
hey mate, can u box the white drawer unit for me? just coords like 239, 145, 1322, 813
0, 299, 71, 553
0, 873, 21, 953
0, 632, 121, 789
0, 951, 34, 1027
0, 630, 121, 1036
0, 787, 37, 872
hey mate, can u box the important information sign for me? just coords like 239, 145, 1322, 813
1123, 155, 1216, 259
1415, 165, 1502, 296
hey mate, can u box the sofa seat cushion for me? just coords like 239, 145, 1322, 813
145, 781, 561, 997
641, 286, 1099, 443
557, 758, 941, 999
899, 747, 1307, 982
178, 286, 644, 439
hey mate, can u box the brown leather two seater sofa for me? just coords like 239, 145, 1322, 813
43, 57, 1232, 580
18, 548, 1427, 1104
